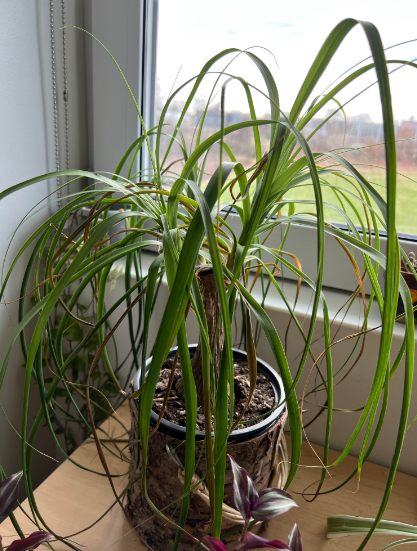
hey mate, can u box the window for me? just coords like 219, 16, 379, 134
155, 0, 416, 232
89, 0, 417, 293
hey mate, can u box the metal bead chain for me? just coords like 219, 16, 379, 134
50, 0, 61, 210
62, 0, 70, 199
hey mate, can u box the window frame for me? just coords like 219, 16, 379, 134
86, 0, 158, 180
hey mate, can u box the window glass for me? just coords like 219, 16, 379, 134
155, 0, 417, 236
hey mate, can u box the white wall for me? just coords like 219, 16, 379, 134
0, 1, 88, 488
253, 283, 415, 476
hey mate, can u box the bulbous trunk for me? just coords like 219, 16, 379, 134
176, 266, 225, 404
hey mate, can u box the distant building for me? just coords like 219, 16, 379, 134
397, 118, 417, 139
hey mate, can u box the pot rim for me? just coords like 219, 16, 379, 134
133, 345, 286, 443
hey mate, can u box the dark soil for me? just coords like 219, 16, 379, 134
152, 359, 276, 431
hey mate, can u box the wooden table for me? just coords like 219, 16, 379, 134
1, 404, 416, 550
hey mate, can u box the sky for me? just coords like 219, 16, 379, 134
156, 0, 417, 122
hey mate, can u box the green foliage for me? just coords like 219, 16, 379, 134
328, 515, 417, 548
0, 19, 415, 551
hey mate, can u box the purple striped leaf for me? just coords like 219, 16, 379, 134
288, 524, 302, 551
6, 531, 54, 551
203, 535, 227, 551
228, 455, 258, 523
0, 472, 23, 523
236, 531, 291, 550
251, 488, 298, 522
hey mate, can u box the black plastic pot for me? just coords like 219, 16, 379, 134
133, 345, 286, 444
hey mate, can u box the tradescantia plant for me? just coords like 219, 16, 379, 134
0, 473, 23, 529
228, 456, 297, 524
0, 16, 416, 551
204, 456, 301, 551
0, 473, 53, 551
0, 531, 54, 551
204, 527, 302, 551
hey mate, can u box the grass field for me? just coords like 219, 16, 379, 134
219, 170, 417, 236
284, 171, 417, 236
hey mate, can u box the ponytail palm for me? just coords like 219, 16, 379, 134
0, 18, 415, 551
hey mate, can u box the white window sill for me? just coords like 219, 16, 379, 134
130, 250, 407, 341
